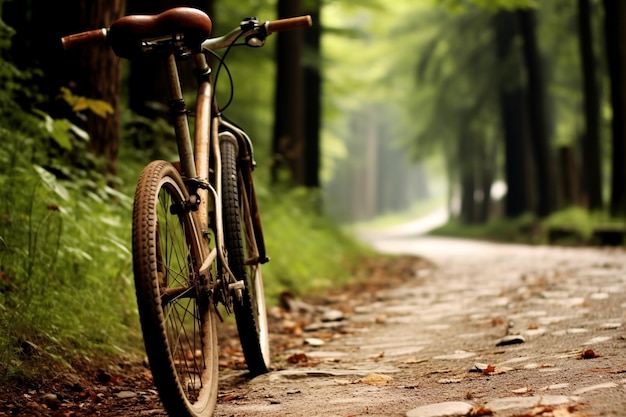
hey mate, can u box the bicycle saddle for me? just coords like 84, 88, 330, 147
108, 7, 212, 58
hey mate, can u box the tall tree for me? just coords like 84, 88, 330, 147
517, 9, 557, 217
303, 0, 322, 188
493, 11, 533, 217
603, 0, 626, 216
3, 0, 125, 178
577, 0, 603, 210
271, 0, 306, 185
78, 1, 126, 177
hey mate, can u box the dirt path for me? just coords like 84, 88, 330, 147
3, 232, 626, 417
214, 236, 626, 417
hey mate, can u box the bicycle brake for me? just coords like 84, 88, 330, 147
241, 17, 266, 47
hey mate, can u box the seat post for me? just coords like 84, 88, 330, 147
165, 53, 197, 179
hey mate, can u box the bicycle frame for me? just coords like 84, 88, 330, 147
163, 47, 267, 292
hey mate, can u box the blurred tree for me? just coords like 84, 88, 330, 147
577, 0, 603, 210
3, 0, 125, 178
493, 10, 534, 217
603, 0, 626, 216
517, 9, 557, 217
303, 0, 322, 188
410, 8, 502, 224
271, 0, 306, 186
78, 1, 126, 178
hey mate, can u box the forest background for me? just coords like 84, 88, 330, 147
1, 0, 625, 381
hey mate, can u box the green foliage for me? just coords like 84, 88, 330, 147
0, 1, 384, 384
253, 185, 373, 303
437, 0, 537, 12
0, 119, 138, 380
0, 14, 138, 380
430, 213, 539, 243
432, 206, 625, 245
59, 87, 114, 119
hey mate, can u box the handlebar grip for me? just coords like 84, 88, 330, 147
266, 15, 312, 34
61, 29, 108, 50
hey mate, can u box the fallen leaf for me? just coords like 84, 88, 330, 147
578, 349, 600, 359
511, 386, 532, 394
286, 353, 309, 364
470, 405, 494, 416
359, 373, 393, 386
483, 364, 496, 375
219, 392, 242, 402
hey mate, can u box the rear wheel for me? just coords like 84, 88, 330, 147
220, 139, 270, 375
132, 160, 219, 417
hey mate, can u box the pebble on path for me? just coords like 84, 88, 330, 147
405, 401, 473, 417
495, 335, 525, 346
484, 395, 578, 412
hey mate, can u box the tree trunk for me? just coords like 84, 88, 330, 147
4, 1, 124, 179
517, 9, 558, 217
577, 0, 603, 210
78, 1, 126, 178
603, 0, 626, 217
271, 0, 305, 185
493, 11, 533, 218
303, 0, 321, 188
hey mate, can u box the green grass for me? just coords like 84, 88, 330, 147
0, 126, 141, 380
259, 187, 374, 304
429, 207, 625, 245
0, 127, 372, 382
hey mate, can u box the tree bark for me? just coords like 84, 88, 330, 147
4, 1, 124, 180
303, 0, 321, 188
493, 11, 533, 218
577, 0, 603, 210
603, 0, 626, 217
517, 9, 557, 217
78, 1, 126, 178
271, 0, 305, 185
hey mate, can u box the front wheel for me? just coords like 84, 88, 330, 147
132, 160, 219, 417
220, 139, 270, 375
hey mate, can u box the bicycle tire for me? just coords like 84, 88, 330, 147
132, 160, 219, 417
220, 139, 270, 375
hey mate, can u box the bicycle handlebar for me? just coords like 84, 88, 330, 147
61, 28, 107, 50
266, 15, 312, 34
60, 11, 312, 54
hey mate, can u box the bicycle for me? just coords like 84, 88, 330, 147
62, 7, 312, 417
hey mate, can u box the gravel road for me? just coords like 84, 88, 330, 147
215, 224, 626, 417
5, 214, 624, 417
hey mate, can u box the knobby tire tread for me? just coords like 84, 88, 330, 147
132, 160, 218, 417
220, 140, 270, 375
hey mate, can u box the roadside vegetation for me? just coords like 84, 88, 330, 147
430, 207, 625, 246
0, 110, 371, 383
0, 29, 371, 384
